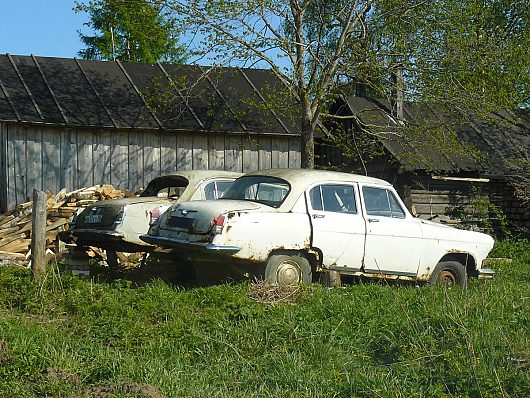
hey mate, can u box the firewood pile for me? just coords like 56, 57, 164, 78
0, 185, 136, 265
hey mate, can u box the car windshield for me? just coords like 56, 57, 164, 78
140, 176, 189, 199
222, 176, 290, 208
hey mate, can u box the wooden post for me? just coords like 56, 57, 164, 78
31, 189, 47, 278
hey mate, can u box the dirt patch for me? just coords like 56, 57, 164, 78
44, 367, 82, 385
78, 381, 166, 398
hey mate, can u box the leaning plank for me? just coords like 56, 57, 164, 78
0, 239, 31, 253
0, 233, 28, 248
0, 215, 15, 227
0, 225, 22, 238
0, 250, 26, 259
45, 218, 69, 232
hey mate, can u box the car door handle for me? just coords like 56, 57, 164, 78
368, 218, 379, 223
312, 214, 325, 219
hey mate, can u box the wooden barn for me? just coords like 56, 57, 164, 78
0, 54, 302, 212
318, 96, 530, 236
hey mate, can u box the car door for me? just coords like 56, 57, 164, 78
306, 183, 365, 271
361, 185, 422, 276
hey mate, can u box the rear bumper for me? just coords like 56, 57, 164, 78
140, 234, 240, 253
477, 267, 495, 280
60, 229, 152, 252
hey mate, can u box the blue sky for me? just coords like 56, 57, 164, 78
1, 0, 88, 58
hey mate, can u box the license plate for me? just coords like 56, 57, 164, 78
84, 214, 103, 224
167, 216, 194, 230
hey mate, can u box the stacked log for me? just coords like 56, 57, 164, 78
0, 185, 136, 265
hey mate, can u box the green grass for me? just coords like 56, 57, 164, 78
0, 241, 529, 397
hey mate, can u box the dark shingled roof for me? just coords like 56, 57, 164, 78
0, 54, 300, 136
340, 96, 530, 177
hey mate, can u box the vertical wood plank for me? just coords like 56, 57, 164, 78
177, 134, 193, 171
6, 124, 17, 209
60, 129, 77, 192
258, 135, 272, 170
77, 129, 94, 188
143, 131, 161, 186
208, 134, 225, 170
111, 131, 129, 189
160, 132, 177, 175
128, 130, 143, 191
94, 130, 111, 185
272, 137, 290, 169
42, 128, 61, 196
225, 135, 243, 172
289, 138, 301, 168
242, 136, 259, 172
192, 134, 208, 170
26, 127, 42, 194
0, 123, 6, 211
13, 124, 28, 204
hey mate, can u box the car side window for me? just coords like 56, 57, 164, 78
388, 191, 405, 218
362, 186, 405, 219
309, 185, 357, 214
204, 180, 236, 200
157, 186, 186, 199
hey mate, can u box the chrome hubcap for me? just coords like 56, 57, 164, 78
276, 260, 301, 285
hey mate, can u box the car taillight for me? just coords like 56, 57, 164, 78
212, 214, 226, 235
149, 207, 162, 225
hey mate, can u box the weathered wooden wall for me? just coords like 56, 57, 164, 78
400, 175, 487, 223
0, 122, 301, 211
0, 123, 6, 213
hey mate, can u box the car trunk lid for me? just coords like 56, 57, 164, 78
160, 200, 264, 234
76, 197, 170, 229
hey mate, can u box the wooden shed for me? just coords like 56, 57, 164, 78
0, 55, 302, 212
318, 96, 530, 236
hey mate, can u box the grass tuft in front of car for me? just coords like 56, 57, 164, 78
0, 240, 528, 397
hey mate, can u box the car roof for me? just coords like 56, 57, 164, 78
240, 168, 392, 211
242, 168, 391, 186
158, 170, 243, 180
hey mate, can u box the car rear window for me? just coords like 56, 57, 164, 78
140, 176, 189, 198
222, 176, 290, 207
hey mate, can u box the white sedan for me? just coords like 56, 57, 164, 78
141, 169, 495, 286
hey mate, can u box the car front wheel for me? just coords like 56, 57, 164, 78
429, 261, 467, 288
264, 254, 312, 286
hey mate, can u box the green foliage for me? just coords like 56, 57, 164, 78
75, 0, 186, 63
0, 244, 529, 397
157, 0, 529, 168
449, 185, 512, 239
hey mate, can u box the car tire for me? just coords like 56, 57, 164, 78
264, 254, 312, 286
106, 250, 120, 269
429, 261, 467, 288
319, 270, 341, 288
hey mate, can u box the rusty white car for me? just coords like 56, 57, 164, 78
60, 170, 241, 266
141, 169, 495, 286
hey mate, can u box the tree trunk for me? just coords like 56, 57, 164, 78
300, 111, 315, 169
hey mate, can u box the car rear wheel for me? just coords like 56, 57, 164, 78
429, 261, 467, 288
264, 254, 312, 286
